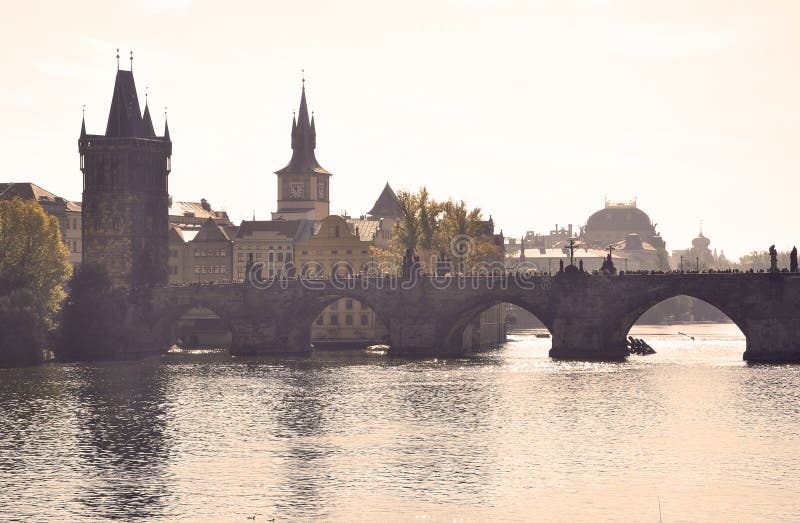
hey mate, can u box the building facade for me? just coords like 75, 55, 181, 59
233, 220, 310, 281
294, 215, 388, 346
79, 65, 172, 288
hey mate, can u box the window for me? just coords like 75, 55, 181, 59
301, 250, 308, 255
345, 300, 353, 310
316, 316, 324, 325
345, 315, 353, 326
238, 252, 244, 262
331, 250, 338, 255
330, 314, 339, 325
330, 301, 338, 310
277, 253, 283, 262
195, 250, 201, 257
361, 250, 368, 255
360, 314, 369, 326
268, 252, 274, 262
346, 249, 352, 255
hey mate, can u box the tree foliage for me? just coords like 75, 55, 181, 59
57, 263, 138, 361
0, 198, 71, 366
389, 187, 503, 273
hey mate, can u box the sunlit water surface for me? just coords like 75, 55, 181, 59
2, 324, 800, 522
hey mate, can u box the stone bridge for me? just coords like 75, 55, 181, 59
134, 272, 800, 362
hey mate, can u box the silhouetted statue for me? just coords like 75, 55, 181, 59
579, 259, 584, 273
402, 248, 414, 278
559, 259, 564, 273
791, 247, 798, 273
769, 245, 778, 273
600, 252, 617, 275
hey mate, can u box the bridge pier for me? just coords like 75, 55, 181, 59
388, 317, 463, 358
548, 316, 629, 361
743, 317, 800, 363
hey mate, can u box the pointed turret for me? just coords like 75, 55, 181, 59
80, 114, 86, 138
105, 69, 144, 137
368, 183, 401, 218
142, 102, 156, 137
276, 82, 330, 175
163, 115, 170, 141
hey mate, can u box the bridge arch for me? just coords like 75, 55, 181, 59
615, 291, 748, 353
299, 291, 392, 350
153, 301, 233, 350
441, 297, 554, 352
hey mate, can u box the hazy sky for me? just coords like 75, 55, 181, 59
2, 0, 799, 258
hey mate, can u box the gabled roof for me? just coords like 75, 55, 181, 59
169, 224, 185, 243
347, 218, 379, 242
236, 219, 306, 240
367, 183, 401, 218
0, 183, 80, 213
168, 200, 230, 224
192, 217, 231, 242
275, 84, 331, 176
105, 70, 145, 137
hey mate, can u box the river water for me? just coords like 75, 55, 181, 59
1, 324, 799, 522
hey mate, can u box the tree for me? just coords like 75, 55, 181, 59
57, 263, 138, 361
389, 187, 502, 274
0, 198, 71, 366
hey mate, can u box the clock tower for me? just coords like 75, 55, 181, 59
273, 81, 331, 221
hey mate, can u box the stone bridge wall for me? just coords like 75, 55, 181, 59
136, 273, 800, 363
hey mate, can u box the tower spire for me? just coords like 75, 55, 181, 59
163, 107, 170, 141
142, 88, 155, 137
80, 105, 86, 137
130, 50, 133, 72
116, 48, 120, 70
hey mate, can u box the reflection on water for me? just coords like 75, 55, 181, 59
2, 324, 800, 521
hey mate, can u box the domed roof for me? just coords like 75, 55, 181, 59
692, 232, 710, 249
586, 205, 653, 232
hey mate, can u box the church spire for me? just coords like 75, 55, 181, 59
275, 79, 330, 176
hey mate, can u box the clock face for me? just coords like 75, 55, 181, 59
288, 183, 304, 200
317, 180, 326, 200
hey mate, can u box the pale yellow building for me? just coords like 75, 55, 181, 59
233, 220, 311, 281
295, 215, 388, 346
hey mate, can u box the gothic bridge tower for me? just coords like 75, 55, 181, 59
273, 80, 332, 221
79, 57, 172, 288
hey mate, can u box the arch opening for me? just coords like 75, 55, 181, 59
625, 295, 745, 359
165, 306, 232, 352
309, 297, 390, 351
446, 301, 552, 353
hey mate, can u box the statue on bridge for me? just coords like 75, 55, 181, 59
791, 247, 798, 273
402, 248, 412, 277
600, 245, 617, 275
769, 245, 778, 273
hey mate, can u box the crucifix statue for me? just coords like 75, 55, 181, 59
566, 238, 578, 266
